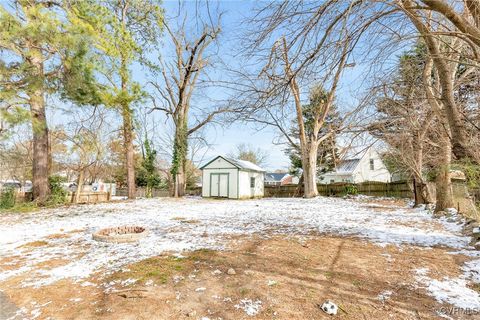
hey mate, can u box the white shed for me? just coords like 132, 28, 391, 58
200, 156, 265, 199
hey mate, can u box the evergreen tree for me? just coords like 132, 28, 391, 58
85, 0, 163, 200
0, 1, 100, 203
136, 138, 161, 198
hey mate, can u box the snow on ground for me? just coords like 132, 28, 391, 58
234, 299, 262, 316
415, 267, 480, 309
0, 196, 478, 309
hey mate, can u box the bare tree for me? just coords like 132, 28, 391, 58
235, 1, 363, 198
150, 10, 230, 197
57, 108, 106, 203
228, 143, 269, 167
0, 127, 32, 185
395, 0, 480, 162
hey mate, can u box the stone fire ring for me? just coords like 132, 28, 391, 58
92, 226, 149, 243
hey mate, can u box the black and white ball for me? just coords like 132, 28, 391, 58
321, 300, 338, 315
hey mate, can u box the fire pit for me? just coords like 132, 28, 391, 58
92, 226, 148, 243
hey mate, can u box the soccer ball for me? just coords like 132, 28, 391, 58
321, 300, 338, 316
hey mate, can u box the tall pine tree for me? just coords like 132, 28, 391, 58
0, 1, 100, 203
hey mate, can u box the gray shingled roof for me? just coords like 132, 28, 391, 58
265, 172, 288, 182
335, 159, 360, 173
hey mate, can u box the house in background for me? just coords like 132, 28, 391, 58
319, 147, 391, 184
264, 172, 298, 186
200, 155, 265, 199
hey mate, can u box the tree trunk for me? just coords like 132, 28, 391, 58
281, 37, 317, 198
74, 169, 85, 204
435, 138, 454, 213
302, 143, 319, 198
174, 165, 186, 197
412, 141, 432, 205
294, 173, 304, 197
30, 67, 50, 204
437, 70, 476, 162
122, 107, 136, 199
171, 118, 188, 198
413, 178, 432, 206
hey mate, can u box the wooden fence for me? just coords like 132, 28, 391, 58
265, 181, 413, 198
69, 192, 110, 204
116, 187, 202, 198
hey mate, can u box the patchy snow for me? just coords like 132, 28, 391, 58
267, 280, 277, 286
426, 278, 480, 309
377, 290, 393, 302
234, 299, 262, 316
415, 267, 480, 309
0, 196, 479, 311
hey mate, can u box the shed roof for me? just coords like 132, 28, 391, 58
200, 155, 265, 172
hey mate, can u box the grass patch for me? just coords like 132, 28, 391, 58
109, 249, 218, 285
239, 287, 251, 296
109, 256, 188, 284
189, 248, 217, 261
0, 202, 39, 214
0, 199, 69, 214
352, 279, 366, 288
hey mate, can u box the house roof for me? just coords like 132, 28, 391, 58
200, 155, 265, 172
265, 172, 289, 182
336, 159, 361, 173
324, 146, 370, 175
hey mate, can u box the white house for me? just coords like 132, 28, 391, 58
319, 147, 391, 184
265, 172, 293, 186
200, 156, 265, 199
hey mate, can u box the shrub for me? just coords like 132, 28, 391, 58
46, 175, 68, 206
452, 159, 480, 189
0, 187, 16, 209
345, 184, 358, 195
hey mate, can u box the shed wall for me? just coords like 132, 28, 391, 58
238, 171, 264, 198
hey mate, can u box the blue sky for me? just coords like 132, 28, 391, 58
140, 0, 295, 170
44, 0, 408, 171
140, 0, 375, 171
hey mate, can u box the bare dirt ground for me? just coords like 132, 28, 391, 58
0, 197, 478, 319
0, 235, 473, 320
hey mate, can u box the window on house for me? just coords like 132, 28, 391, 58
370, 159, 374, 170
250, 177, 255, 188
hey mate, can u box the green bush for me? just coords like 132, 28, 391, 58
452, 159, 480, 189
345, 184, 358, 195
0, 187, 16, 209
46, 175, 68, 206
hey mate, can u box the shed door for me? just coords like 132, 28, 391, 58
219, 174, 229, 197
210, 173, 229, 198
